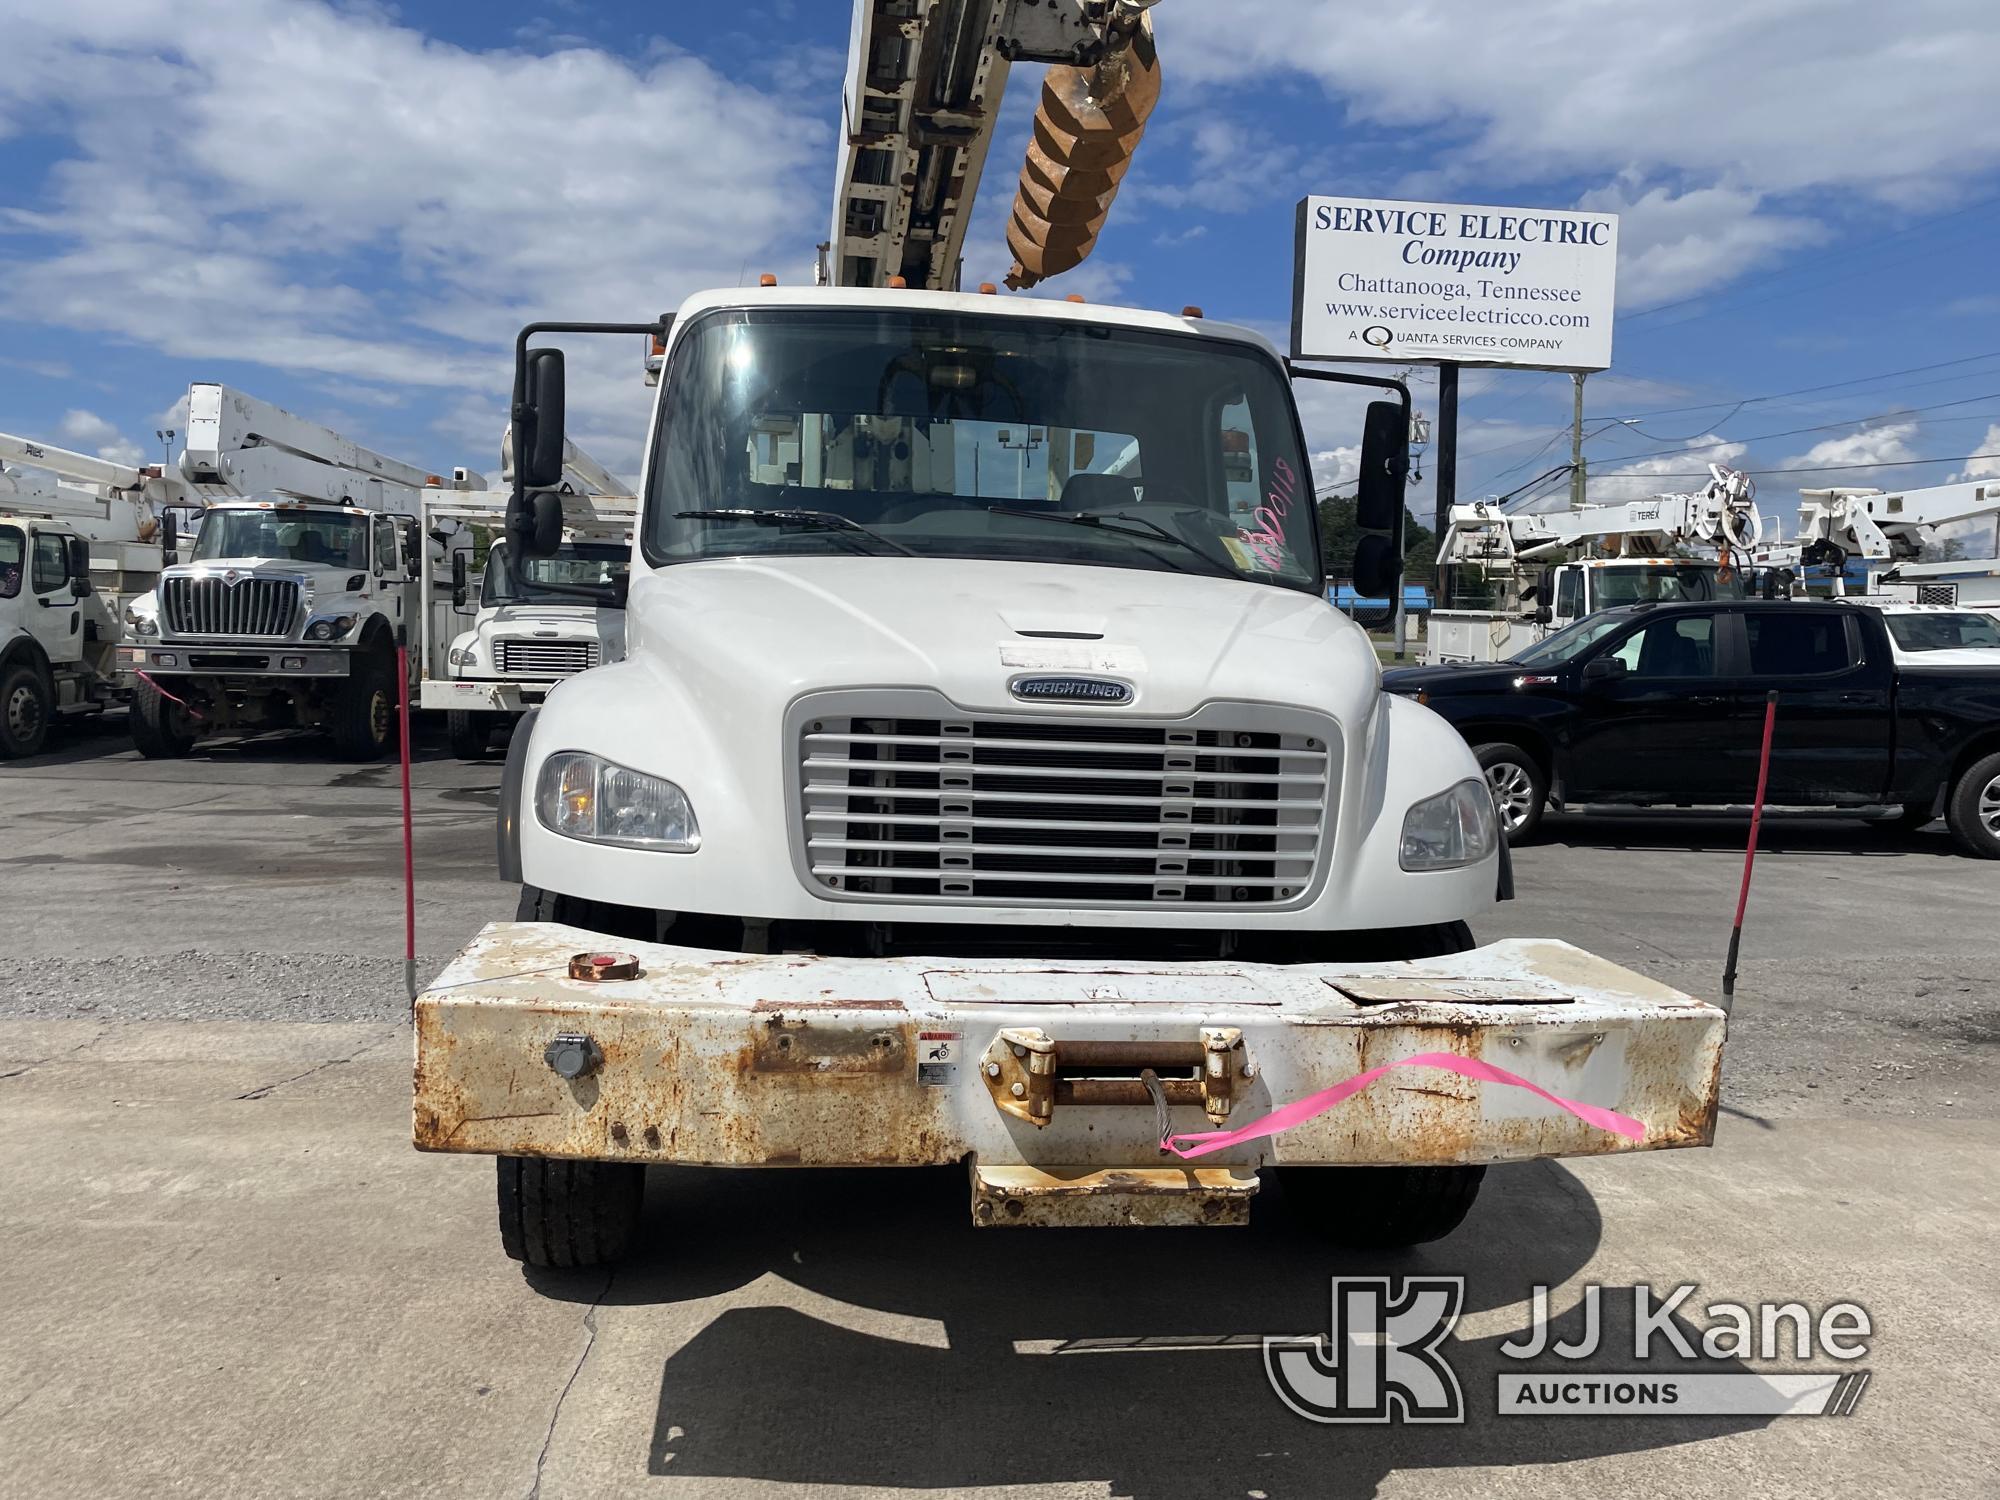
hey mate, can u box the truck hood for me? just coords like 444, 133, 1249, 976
625, 556, 1380, 721
1381, 661, 1537, 695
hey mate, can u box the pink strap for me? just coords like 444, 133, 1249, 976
1161, 1050, 1646, 1159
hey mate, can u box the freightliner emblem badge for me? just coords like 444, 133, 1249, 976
1009, 674, 1134, 705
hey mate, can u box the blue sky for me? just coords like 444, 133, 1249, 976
4, 0, 2000, 540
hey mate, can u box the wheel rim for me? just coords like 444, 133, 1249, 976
370, 689, 391, 745
1485, 760, 1536, 832
6, 683, 42, 743
1980, 773, 2000, 838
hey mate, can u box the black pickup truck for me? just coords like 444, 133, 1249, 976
1384, 599, 2000, 856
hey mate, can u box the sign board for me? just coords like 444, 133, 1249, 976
1293, 196, 1618, 371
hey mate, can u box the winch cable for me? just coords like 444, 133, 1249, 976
397, 622, 417, 1003
1721, 690, 1781, 1005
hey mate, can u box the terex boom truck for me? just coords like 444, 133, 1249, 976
0, 434, 170, 756
412, 0, 1725, 1267
1426, 465, 1764, 664
119, 384, 470, 760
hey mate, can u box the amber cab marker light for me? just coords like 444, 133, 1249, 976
979, 282, 998, 295
887, 275, 909, 289
1065, 293, 1086, 303
758, 273, 778, 287
1182, 305, 1204, 319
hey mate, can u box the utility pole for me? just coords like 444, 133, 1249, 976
1568, 372, 1587, 510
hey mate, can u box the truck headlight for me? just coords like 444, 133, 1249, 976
447, 646, 478, 667
306, 616, 356, 642
124, 610, 158, 638
1399, 779, 1497, 872
535, 752, 700, 852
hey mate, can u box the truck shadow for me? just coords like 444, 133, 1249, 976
531, 1161, 1771, 1498
7, 715, 476, 773
1533, 811, 1959, 859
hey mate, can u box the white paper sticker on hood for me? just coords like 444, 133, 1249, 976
999, 643, 1146, 674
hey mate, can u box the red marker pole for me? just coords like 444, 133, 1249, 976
397, 631, 417, 1003
1722, 690, 1780, 1004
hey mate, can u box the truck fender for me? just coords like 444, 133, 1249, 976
497, 707, 540, 883
0, 632, 52, 688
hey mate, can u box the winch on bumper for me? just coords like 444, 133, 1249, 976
413, 923, 1725, 1227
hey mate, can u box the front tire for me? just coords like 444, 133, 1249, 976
447, 709, 491, 760
0, 663, 51, 759
129, 677, 197, 759
1946, 751, 2000, 859
1474, 741, 1548, 844
330, 656, 395, 761
496, 1156, 644, 1269
516, 883, 655, 941
1273, 918, 1487, 1248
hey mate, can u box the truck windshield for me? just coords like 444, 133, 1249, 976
1508, 608, 1639, 665
1593, 563, 1747, 607
191, 510, 368, 568
645, 308, 1319, 592
483, 543, 628, 605
1883, 611, 2000, 651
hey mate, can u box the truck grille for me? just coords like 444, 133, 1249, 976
797, 700, 1334, 909
1916, 584, 1959, 607
161, 575, 300, 638
494, 640, 599, 677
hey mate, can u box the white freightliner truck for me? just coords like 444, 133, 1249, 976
0, 436, 168, 756
411, 0, 1724, 1267
118, 384, 474, 760
411, 287, 1727, 1263
1425, 465, 1765, 664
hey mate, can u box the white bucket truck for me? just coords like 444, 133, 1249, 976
117, 384, 472, 760
0, 435, 169, 757
411, 289, 1727, 1266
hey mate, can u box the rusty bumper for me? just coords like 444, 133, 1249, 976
414, 923, 1724, 1178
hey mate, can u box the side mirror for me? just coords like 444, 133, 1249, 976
69, 538, 92, 597
519, 348, 568, 491
1351, 533, 1401, 600
451, 552, 470, 609
1532, 605, 1553, 625
1354, 400, 1410, 533
1581, 656, 1628, 686
161, 509, 179, 567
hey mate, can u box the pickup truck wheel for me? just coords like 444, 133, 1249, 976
0, 664, 51, 759
1276, 1164, 1487, 1249
330, 658, 395, 761
447, 710, 490, 760
129, 677, 197, 759
496, 1156, 644, 1269
1945, 751, 2000, 859
1474, 742, 1547, 843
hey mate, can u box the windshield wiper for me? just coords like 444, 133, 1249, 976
675, 508, 916, 557
987, 506, 1245, 582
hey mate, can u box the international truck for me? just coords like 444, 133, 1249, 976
116, 385, 473, 759
411, 286, 1729, 1266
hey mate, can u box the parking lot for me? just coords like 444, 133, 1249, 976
3, 721, 1997, 1500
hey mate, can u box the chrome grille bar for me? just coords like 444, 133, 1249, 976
797, 702, 1335, 909
161, 576, 300, 639
493, 641, 600, 677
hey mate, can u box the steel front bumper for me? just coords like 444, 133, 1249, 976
414, 924, 1725, 1188
118, 645, 349, 678
419, 679, 544, 713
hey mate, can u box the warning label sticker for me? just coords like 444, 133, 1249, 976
917, 1030, 962, 1087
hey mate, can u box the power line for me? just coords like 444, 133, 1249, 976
1602, 450, 2000, 481
1589, 349, 2000, 424
1605, 391, 2000, 466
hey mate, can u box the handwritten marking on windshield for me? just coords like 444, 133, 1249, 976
1239, 456, 1300, 570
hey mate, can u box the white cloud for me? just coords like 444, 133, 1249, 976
0, 1, 829, 463
1576, 180, 1823, 309
1952, 424, 2000, 482
56, 407, 147, 466
1156, 2, 2000, 199
1781, 420, 1920, 478
1585, 435, 1749, 504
